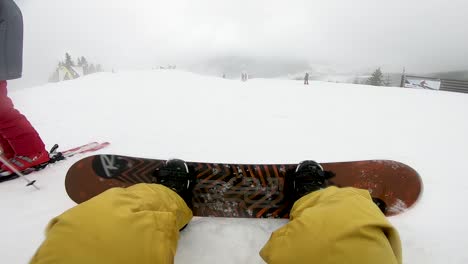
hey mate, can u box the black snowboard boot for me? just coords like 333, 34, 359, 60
288, 160, 388, 214
287, 160, 335, 201
152, 159, 195, 206
372, 197, 388, 215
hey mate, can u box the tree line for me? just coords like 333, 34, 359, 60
49, 52, 103, 82
358, 68, 392, 87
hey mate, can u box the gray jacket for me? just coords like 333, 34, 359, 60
0, 0, 23, 80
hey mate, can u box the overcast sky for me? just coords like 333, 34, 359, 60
10, 0, 468, 88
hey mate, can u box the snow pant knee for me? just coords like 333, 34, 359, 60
30, 184, 193, 264
0, 80, 45, 155
260, 186, 402, 264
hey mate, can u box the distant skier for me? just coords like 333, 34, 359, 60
304, 72, 309, 85
241, 71, 248, 82
30, 160, 402, 264
0, 0, 49, 175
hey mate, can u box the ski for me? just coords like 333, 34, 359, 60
0, 142, 110, 183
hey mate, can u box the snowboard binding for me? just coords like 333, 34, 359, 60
287, 160, 335, 202
372, 197, 387, 215
152, 159, 195, 206
287, 160, 388, 214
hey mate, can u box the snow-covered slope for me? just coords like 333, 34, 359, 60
1, 70, 468, 263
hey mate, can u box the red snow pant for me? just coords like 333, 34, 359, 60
0, 80, 46, 157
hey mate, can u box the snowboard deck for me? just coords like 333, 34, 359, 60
65, 155, 423, 218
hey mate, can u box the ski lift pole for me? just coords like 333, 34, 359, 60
0, 149, 39, 190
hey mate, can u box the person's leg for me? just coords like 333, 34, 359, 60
0, 81, 17, 160
30, 183, 193, 264
260, 186, 402, 264
0, 81, 47, 157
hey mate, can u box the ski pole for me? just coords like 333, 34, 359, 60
0, 149, 39, 190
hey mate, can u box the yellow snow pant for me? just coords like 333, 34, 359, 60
260, 186, 402, 264
29, 184, 193, 264
30, 185, 401, 264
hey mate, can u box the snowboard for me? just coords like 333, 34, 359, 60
65, 155, 422, 218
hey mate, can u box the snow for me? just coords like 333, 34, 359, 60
1, 70, 468, 263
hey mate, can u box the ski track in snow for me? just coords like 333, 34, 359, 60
1, 70, 468, 263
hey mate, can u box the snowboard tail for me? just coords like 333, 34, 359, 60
66, 155, 422, 218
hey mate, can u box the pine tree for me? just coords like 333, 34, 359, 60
88, 64, 96, 74
77, 57, 82, 66
80, 56, 88, 67
65, 52, 75, 67
80, 56, 89, 75
366, 68, 384, 86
